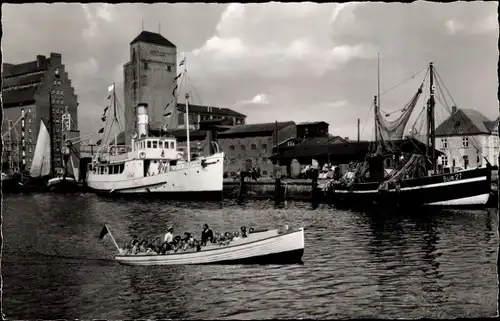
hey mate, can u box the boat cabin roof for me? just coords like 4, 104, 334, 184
134, 137, 177, 149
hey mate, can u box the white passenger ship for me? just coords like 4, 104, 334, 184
86, 101, 224, 199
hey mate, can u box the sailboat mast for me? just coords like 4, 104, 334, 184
49, 90, 55, 176
429, 62, 436, 172
185, 93, 191, 163
377, 53, 381, 114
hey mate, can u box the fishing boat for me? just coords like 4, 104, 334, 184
328, 61, 492, 207
86, 58, 224, 199
101, 225, 304, 265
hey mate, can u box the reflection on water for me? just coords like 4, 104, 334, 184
2, 194, 498, 319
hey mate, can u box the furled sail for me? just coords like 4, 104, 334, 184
29, 120, 51, 177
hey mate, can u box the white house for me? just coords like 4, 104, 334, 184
435, 106, 499, 170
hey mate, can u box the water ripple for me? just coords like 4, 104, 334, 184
1, 194, 498, 319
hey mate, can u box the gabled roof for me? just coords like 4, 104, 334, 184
218, 121, 295, 138
485, 117, 499, 133
130, 31, 176, 48
435, 108, 493, 136
177, 103, 246, 118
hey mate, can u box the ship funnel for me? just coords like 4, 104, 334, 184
137, 103, 149, 138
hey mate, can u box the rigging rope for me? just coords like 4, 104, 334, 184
380, 66, 428, 96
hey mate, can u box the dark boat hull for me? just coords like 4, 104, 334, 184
331, 167, 492, 208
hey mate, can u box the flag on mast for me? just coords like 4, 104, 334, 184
179, 57, 186, 67
99, 225, 109, 240
107, 84, 115, 99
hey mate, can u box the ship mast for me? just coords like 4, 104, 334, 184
426, 62, 436, 172
185, 93, 191, 163
49, 90, 55, 176
113, 82, 117, 146
374, 53, 381, 146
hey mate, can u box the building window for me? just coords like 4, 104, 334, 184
261, 143, 267, 149
262, 170, 268, 176
251, 143, 257, 150
167, 65, 172, 72
441, 138, 448, 149
462, 136, 469, 147
178, 113, 184, 125
241, 145, 246, 151
229, 145, 235, 150
147, 141, 151, 148
452, 158, 456, 167
144, 62, 149, 70
28, 128, 32, 133
442, 156, 448, 166
230, 158, 237, 164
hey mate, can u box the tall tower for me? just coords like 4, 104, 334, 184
123, 30, 177, 144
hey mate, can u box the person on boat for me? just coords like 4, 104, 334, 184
233, 231, 241, 241
164, 226, 174, 244
153, 237, 162, 253
201, 224, 214, 246
240, 226, 248, 238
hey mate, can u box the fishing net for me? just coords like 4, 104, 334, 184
378, 154, 427, 190
376, 85, 424, 153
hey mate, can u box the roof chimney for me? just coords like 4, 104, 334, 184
36, 55, 46, 68
344, 137, 349, 141
452, 106, 457, 114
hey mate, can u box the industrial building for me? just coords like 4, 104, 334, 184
2, 53, 80, 174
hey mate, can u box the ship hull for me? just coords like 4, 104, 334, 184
86, 152, 224, 198
330, 166, 492, 208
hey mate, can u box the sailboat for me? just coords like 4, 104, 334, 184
328, 62, 492, 207
85, 62, 225, 199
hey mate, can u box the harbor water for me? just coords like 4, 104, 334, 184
2, 193, 498, 319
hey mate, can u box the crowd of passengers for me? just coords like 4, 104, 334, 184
120, 224, 254, 255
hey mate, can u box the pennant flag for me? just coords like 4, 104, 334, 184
101, 116, 106, 122
172, 85, 178, 96
104, 106, 109, 112
164, 112, 172, 117
108, 84, 115, 93
96, 139, 102, 146
179, 57, 186, 67
174, 72, 182, 81
99, 225, 109, 240
98, 128, 104, 134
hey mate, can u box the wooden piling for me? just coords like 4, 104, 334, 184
274, 177, 282, 206
237, 174, 246, 204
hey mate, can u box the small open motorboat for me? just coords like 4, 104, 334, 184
100, 225, 305, 266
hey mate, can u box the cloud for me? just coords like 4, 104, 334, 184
239, 94, 270, 105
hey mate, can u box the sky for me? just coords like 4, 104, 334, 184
2, 2, 498, 141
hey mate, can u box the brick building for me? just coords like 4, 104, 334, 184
217, 121, 296, 177
2, 53, 80, 173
